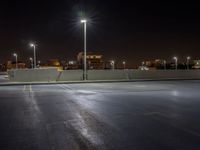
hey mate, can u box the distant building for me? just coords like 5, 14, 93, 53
47, 59, 61, 67
141, 59, 165, 70
77, 52, 104, 69
39, 59, 62, 70
192, 60, 200, 69
6, 61, 26, 70
0, 63, 6, 72
104, 60, 118, 69
66, 60, 78, 70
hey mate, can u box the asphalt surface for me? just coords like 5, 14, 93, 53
1, 81, 200, 150
0, 75, 8, 83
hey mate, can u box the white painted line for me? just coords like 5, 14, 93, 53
23, 85, 26, 91
29, 85, 33, 93
58, 84, 73, 90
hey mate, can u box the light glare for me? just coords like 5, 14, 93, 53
81, 19, 87, 23
30, 43, 35, 47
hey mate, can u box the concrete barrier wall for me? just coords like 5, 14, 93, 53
0, 72, 7, 75
8, 69, 200, 82
57, 70, 83, 81
8, 68, 59, 82
88, 70, 128, 80
128, 70, 200, 80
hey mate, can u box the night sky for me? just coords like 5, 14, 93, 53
1, 0, 200, 67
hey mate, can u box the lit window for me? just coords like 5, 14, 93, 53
96, 56, 101, 59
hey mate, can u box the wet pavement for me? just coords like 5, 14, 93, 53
1, 80, 200, 150
0, 74, 8, 83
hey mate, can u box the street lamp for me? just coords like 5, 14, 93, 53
122, 61, 126, 70
173, 57, 178, 70
13, 53, 18, 69
37, 60, 41, 68
30, 43, 36, 69
163, 60, 167, 70
29, 57, 33, 69
142, 61, 145, 66
110, 60, 115, 70
81, 19, 87, 80
186, 56, 191, 70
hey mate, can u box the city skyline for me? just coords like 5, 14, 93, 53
1, 0, 200, 66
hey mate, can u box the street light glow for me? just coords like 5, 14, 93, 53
80, 19, 87, 80
13, 53, 18, 69
187, 56, 191, 60
163, 60, 167, 70
110, 60, 115, 64
123, 61, 126, 69
30, 43, 37, 68
81, 19, 87, 23
173, 56, 178, 70
186, 56, 191, 70
29, 57, 33, 69
30, 43, 35, 47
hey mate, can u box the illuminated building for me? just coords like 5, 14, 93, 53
192, 60, 200, 69
141, 59, 165, 70
66, 60, 78, 70
77, 52, 104, 69
47, 59, 61, 67
6, 61, 26, 70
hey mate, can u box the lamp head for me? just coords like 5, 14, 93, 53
30, 43, 35, 47
110, 60, 115, 65
81, 19, 87, 23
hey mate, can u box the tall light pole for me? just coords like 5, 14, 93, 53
163, 60, 167, 70
173, 57, 178, 70
81, 19, 87, 80
30, 43, 36, 69
110, 60, 115, 70
186, 56, 191, 70
29, 57, 33, 69
38, 60, 41, 68
123, 61, 126, 70
13, 53, 18, 69
142, 61, 145, 66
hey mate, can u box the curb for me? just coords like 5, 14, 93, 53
0, 78, 200, 86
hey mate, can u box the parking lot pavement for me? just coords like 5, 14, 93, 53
0, 75, 8, 82
1, 80, 200, 149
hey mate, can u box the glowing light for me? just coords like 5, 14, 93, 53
81, 19, 87, 23
30, 43, 35, 47
187, 56, 191, 60
69, 61, 75, 65
110, 60, 115, 65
